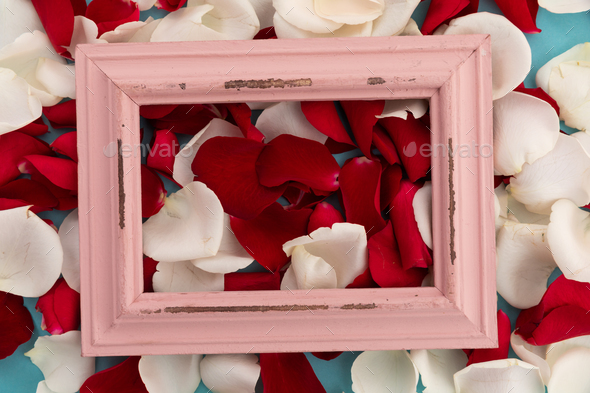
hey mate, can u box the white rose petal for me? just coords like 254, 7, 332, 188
99, 18, 153, 43
256, 101, 327, 144
129, 18, 163, 42
537, 43, 590, 92
153, 260, 224, 292
0, 206, 63, 297
0, 0, 45, 48
273, 12, 372, 38
36, 381, 59, 393
36, 58, 76, 99
59, 209, 80, 293
200, 354, 260, 393
0, 67, 42, 135
280, 245, 338, 290
65, 16, 107, 59
314, 0, 385, 25
548, 60, 590, 131
139, 354, 202, 393
454, 359, 545, 393
410, 349, 467, 393
510, 333, 551, 385
547, 347, 590, 393
370, 0, 420, 37
538, 0, 590, 14
272, 0, 343, 34
351, 351, 418, 393
136, 0, 158, 11
248, 0, 275, 28
412, 181, 432, 249
25, 331, 95, 393
377, 99, 428, 120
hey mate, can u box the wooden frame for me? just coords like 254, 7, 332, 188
76, 35, 496, 356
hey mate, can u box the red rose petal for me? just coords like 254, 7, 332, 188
346, 267, 379, 288
51, 131, 78, 162
24, 165, 78, 210
147, 129, 179, 177
230, 203, 312, 272
372, 123, 400, 165
149, 104, 221, 135
340, 100, 384, 160
15, 117, 48, 136
225, 103, 265, 142
301, 101, 355, 146
339, 157, 386, 236
155, 0, 187, 12
494, 0, 541, 34
35, 278, 80, 335
24, 155, 77, 191
421, 0, 470, 35
514, 83, 559, 115
85, 0, 140, 36
0, 132, 53, 186
307, 202, 344, 233
192, 137, 286, 219
139, 105, 178, 119
324, 137, 357, 154
143, 256, 158, 293
224, 272, 281, 291
312, 352, 342, 361
254, 26, 278, 39
465, 310, 511, 365
0, 179, 58, 212
141, 165, 166, 218
0, 292, 34, 359
43, 100, 76, 129
380, 164, 402, 211
380, 113, 431, 182
368, 221, 428, 287
81, 356, 148, 393
71, 0, 87, 16
390, 179, 432, 269
31, 0, 75, 56
283, 187, 326, 211
515, 275, 590, 345
256, 134, 340, 192
260, 353, 326, 393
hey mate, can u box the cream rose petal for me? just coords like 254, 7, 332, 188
410, 349, 467, 393
256, 101, 327, 144
36, 381, 58, 393
313, 0, 385, 25
136, 0, 158, 11
370, 0, 420, 37
454, 359, 544, 393
496, 221, 556, 309
0, 206, 63, 297
412, 181, 432, 249
548, 60, 590, 131
510, 333, 551, 384
139, 354, 202, 393
351, 351, 418, 393
36, 58, 76, 99
283, 223, 368, 288
506, 192, 551, 225
191, 214, 252, 274
272, 0, 343, 34
538, 0, 590, 14
173, 119, 243, 187
58, 209, 80, 293
280, 245, 338, 290
376, 99, 428, 120
153, 260, 224, 292
536, 43, 590, 93
443, 12, 531, 100
152, 0, 260, 42
248, 0, 275, 28
493, 91, 560, 176
129, 18, 162, 42
65, 16, 107, 59
143, 181, 224, 262
547, 347, 590, 393
200, 354, 260, 393
25, 331, 95, 393
397, 17, 422, 36
0, 0, 45, 48
273, 12, 372, 38
547, 199, 590, 281
508, 133, 590, 214
545, 335, 590, 370
0, 67, 42, 135
99, 18, 153, 43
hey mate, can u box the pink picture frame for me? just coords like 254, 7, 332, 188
76, 35, 496, 356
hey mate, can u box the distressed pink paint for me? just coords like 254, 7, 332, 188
75, 35, 496, 356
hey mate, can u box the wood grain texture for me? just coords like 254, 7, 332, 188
76, 35, 496, 356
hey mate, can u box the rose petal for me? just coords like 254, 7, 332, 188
140, 165, 166, 218
281, 244, 338, 289
548, 60, 590, 131
420, 0, 470, 35
51, 131, 77, 162
340, 100, 384, 160
307, 202, 344, 233
65, 16, 107, 59
24, 155, 77, 191
25, 331, 95, 393
390, 179, 432, 269
224, 103, 265, 142
146, 129, 179, 178
538, 0, 590, 13
339, 157, 386, 235
0, 292, 34, 359
81, 356, 148, 393
494, 0, 540, 33
36, 58, 75, 99
201, 354, 260, 393
1, 0, 45, 48
0, 131, 51, 186
537, 43, 590, 93
443, 12, 531, 100
346, 267, 378, 288
351, 350, 418, 393
231, 202, 311, 272
30, 0, 76, 56
248, 0, 274, 28
142, 181, 224, 262
283, 223, 368, 288
376, 99, 429, 120
43, 100, 76, 129
508, 134, 590, 214
547, 347, 590, 393
128, 18, 162, 42
14, 116, 48, 137
192, 136, 286, 219
0, 178, 58, 212
464, 310, 511, 365
260, 353, 326, 393
35, 278, 80, 335
224, 271, 280, 291
370, 0, 420, 36
368, 221, 427, 287
380, 113, 431, 182
156, 0, 186, 11
139, 354, 202, 393
191, 214, 252, 274
153, 260, 224, 292
410, 349, 467, 393
412, 180, 432, 249
85, 0, 140, 36
301, 101, 354, 145
255, 101, 327, 144
380, 163, 402, 211
23, 163, 77, 210
0, 68, 42, 135
313, 0, 384, 25
59, 209, 80, 292
510, 333, 550, 384
99, 18, 152, 42
272, 0, 343, 34
256, 134, 340, 192
454, 359, 544, 393
372, 123, 401, 165
0, 206, 63, 297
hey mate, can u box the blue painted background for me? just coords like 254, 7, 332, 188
1, 0, 589, 392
